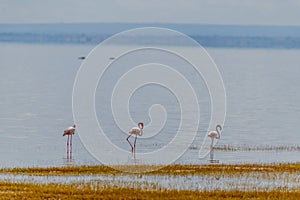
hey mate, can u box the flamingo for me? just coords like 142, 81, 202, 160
126, 122, 144, 156
208, 124, 222, 141
63, 124, 76, 158
208, 124, 222, 162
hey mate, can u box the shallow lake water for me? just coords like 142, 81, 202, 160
0, 43, 299, 168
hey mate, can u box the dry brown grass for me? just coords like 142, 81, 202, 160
0, 181, 299, 200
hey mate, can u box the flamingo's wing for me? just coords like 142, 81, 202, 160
129, 127, 140, 135
208, 131, 218, 138
63, 127, 75, 136
68, 126, 75, 130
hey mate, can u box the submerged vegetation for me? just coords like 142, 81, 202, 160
1, 163, 299, 176
214, 145, 300, 152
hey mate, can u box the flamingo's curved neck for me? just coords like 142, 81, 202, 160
216, 125, 221, 139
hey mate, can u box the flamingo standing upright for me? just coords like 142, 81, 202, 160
63, 124, 76, 159
208, 124, 222, 162
126, 122, 144, 157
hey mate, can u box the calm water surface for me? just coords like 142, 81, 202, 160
0, 43, 299, 167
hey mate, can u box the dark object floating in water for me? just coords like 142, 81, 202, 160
78, 56, 114, 60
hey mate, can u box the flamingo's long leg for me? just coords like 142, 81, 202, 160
70, 134, 73, 159
210, 138, 214, 161
126, 134, 133, 153
67, 135, 70, 159
133, 135, 137, 155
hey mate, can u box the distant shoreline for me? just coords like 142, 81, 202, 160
1, 33, 300, 49
1, 23, 300, 48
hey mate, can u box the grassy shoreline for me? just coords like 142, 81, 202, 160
0, 163, 299, 199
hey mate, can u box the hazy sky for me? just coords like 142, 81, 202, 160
1, 0, 300, 25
